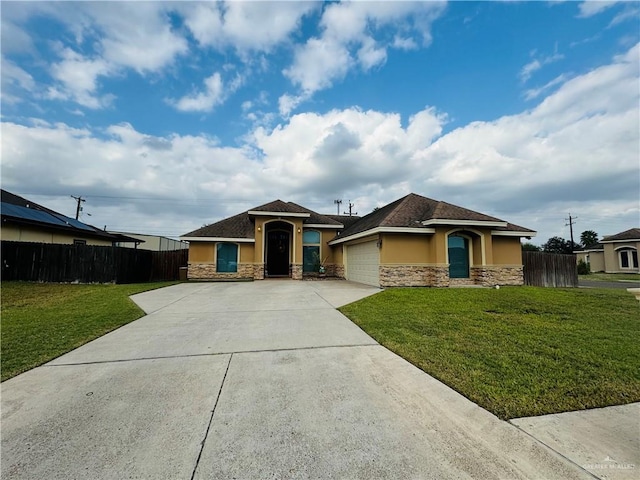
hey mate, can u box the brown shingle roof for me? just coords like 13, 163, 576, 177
183, 193, 537, 240
249, 200, 309, 214
183, 212, 255, 238
334, 193, 535, 241
602, 228, 640, 242
495, 222, 537, 234
325, 214, 361, 229
183, 200, 342, 238
286, 202, 343, 226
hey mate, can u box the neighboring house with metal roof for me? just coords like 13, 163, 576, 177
1, 189, 132, 246
110, 232, 188, 251
575, 228, 640, 273
181, 193, 536, 287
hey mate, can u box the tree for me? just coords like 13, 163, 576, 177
542, 236, 577, 254
521, 242, 541, 251
580, 230, 599, 248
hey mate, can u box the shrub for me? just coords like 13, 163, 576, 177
577, 260, 591, 275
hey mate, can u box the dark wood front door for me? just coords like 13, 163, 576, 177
267, 230, 290, 276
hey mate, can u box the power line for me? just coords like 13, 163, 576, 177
70, 195, 85, 220
344, 200, 357, 216
565, 214, 578, 245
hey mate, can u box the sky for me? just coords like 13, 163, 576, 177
2, 0, 639, 245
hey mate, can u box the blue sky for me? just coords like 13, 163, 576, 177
2, 1, 639, 244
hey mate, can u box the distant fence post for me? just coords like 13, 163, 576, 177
522, 251, 578, 287
1, 241, 188, 284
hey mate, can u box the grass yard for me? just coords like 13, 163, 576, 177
340, 286, 639, 420
1, 281, 177, 381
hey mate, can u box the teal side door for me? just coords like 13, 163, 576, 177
448, 236, 470, 278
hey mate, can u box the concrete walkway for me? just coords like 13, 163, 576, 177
1, 280, 609, 479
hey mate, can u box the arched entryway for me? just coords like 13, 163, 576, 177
265, 221, 293, 277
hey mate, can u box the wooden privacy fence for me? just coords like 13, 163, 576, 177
523, 251, 578, 287
1, 241, 188, 284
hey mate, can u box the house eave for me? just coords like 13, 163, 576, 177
601, 238, 640, 244
328, 226, 435, 245
304, 223, 344, 229
423, 219, 508, 228
248, 211, 310, 218
492, 230, 537, 237
180, 236, 255, 243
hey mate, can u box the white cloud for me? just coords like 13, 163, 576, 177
520, 51, 564, 83
392, 36, 418, 51
417, 43, 639, 227
2, 44, 638, 243
278, 93, 307, 117
284, 38, 353, 93
169, 71, 244, 113
1, 56, 36, 102
51, 3, 188, 74
181, 1, 317, 53
524, 73, 570, 100
577, 1, 620, 18
49, 48, 115, 109
0, 18, 34, 54
3, 2, 188, 109
608, 6, 640, 27
357, 37, 388, 71
283, 1, 445, 108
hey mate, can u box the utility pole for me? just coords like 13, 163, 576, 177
71, 195, 85, 220
333, 199, 342, 215
344, 200, 357, 217
565, 214, 578, 246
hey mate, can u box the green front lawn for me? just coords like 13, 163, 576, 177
1, 282, 177, 381
340, 287, 639, 419
579, 272, 640, 282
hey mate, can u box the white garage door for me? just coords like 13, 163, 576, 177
346, 241, 380, 287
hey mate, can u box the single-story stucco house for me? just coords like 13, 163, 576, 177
575, 228, 640, 273
181, 193, 536, 288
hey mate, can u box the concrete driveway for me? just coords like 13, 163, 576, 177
2, 280, 593, 479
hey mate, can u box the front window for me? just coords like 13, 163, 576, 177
618, 248, 638, 269
303, 230, 321, 272
216, 243, 238, 273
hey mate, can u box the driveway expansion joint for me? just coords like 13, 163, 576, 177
45, 343, 380, 367
508, 421, 601, 480
135, 283, 214, 314
191, 353, 232, 480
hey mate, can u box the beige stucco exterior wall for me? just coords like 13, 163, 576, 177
432, 229, 448, 264
379, 234, 433, 264
603, 241, 640, 273
239, 243, 255, 263
1, 224, 112, 246
576, 251, 605, 272
319, 229, 339, 264
491, 236, 523, 265
254, 219, 265, 263
189, 242, 215, 263
331, 242, 344, 264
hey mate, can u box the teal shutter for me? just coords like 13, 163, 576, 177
216, 243, 238, 273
